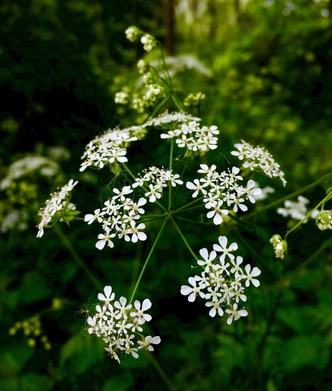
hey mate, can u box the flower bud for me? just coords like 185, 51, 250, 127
316, 210, 332, 231
270, 234, 287, 259
125, 26, 141, 42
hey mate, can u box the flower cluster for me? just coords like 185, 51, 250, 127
85, 167, 184, 249
132, 166, 183, 202
80, 128, 138, 172
181, 236, 261, 323
186, 165, 261, 225
37, 179, 78, 238
231, 140, 287, 186
87, 286, 161, 363
142, 111, 201, 128
160, 121, 219, 156
84, 186, 147, 249
277, 195, 310, 221
277, 195, 319, 223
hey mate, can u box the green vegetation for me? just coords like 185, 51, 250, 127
1, 1, 332, 390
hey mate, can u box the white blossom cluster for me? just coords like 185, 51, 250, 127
277, 195, 319, 223
84, 186, 147, 249
186, 164, 261, 225
85, 167, 183, 249
132, 166, 183, 202
80, 128, 138, 172
231, 140, 287, 186
277, 195, 309, 221
37, 179, 78, 238
160, 121, 219, 155
181, 236, 261, 323
87, 286, 161, 363
142, 111, 201, 128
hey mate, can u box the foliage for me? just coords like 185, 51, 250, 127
1, 1, 332, 391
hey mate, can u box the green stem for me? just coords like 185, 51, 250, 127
145, 351, 176, 391
249, 172, 332, 217
129, 218, 168, 304
171, 94, 184, 111
170, 216, 199, 261
285, 190, 332, 240
168, 139, 174, 210
171, 196, 204, 214
54, 225, 103, 291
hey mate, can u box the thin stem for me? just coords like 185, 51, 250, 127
171, 94, 184, 111
54, 225, 103, 291
173, 215, 213, 226
170, 216, 199, 261
129, 218, 168, 304
145, 351, 176, 391
168, 139, 174, 210
249, 172, 332, 217
285, 190, 332, 240
171, 196, 204, 214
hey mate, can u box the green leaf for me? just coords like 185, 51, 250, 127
0, 344, 34, 377
282, 335, 329, 372
0, 374, 53, 391
20, 271, 52, 303
101, 371, 134, 391
58, 332, 105, 378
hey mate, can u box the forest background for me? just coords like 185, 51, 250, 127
1, 0, 332, 390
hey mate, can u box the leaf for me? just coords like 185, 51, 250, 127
0, 374, 53, 391
58, 332, 105, 378
101, 372, 134, 391
282, 335, 329, 372
20, 271, 53, 303
0, 344, 34, 378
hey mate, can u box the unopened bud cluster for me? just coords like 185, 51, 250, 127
9, 315, 51, 350
316, 210, 332, 230
184, 92, 206, 107
270, 234, 288, 259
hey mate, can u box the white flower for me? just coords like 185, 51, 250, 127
125, 221, 147, 243
205, 299, 224, 317
114, 296, 132, 320
96, 227, 116, 250
243, 264, 261, 287
206, 200, 229, 225
213, 236, 238, 261
87, 316, 98, 335
98, 286, 115, 305
113, 186, 133, 201
225, 303, 248, 324
84, 209, 103, 225
243, 180, 262, 203
186, 178, 208, 197
130, 299, 152, 324
181, 276, 206, 302
197, 248, 217, 271
138, 335, 161, 351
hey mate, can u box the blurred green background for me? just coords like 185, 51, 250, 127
1, 0, 332, 390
